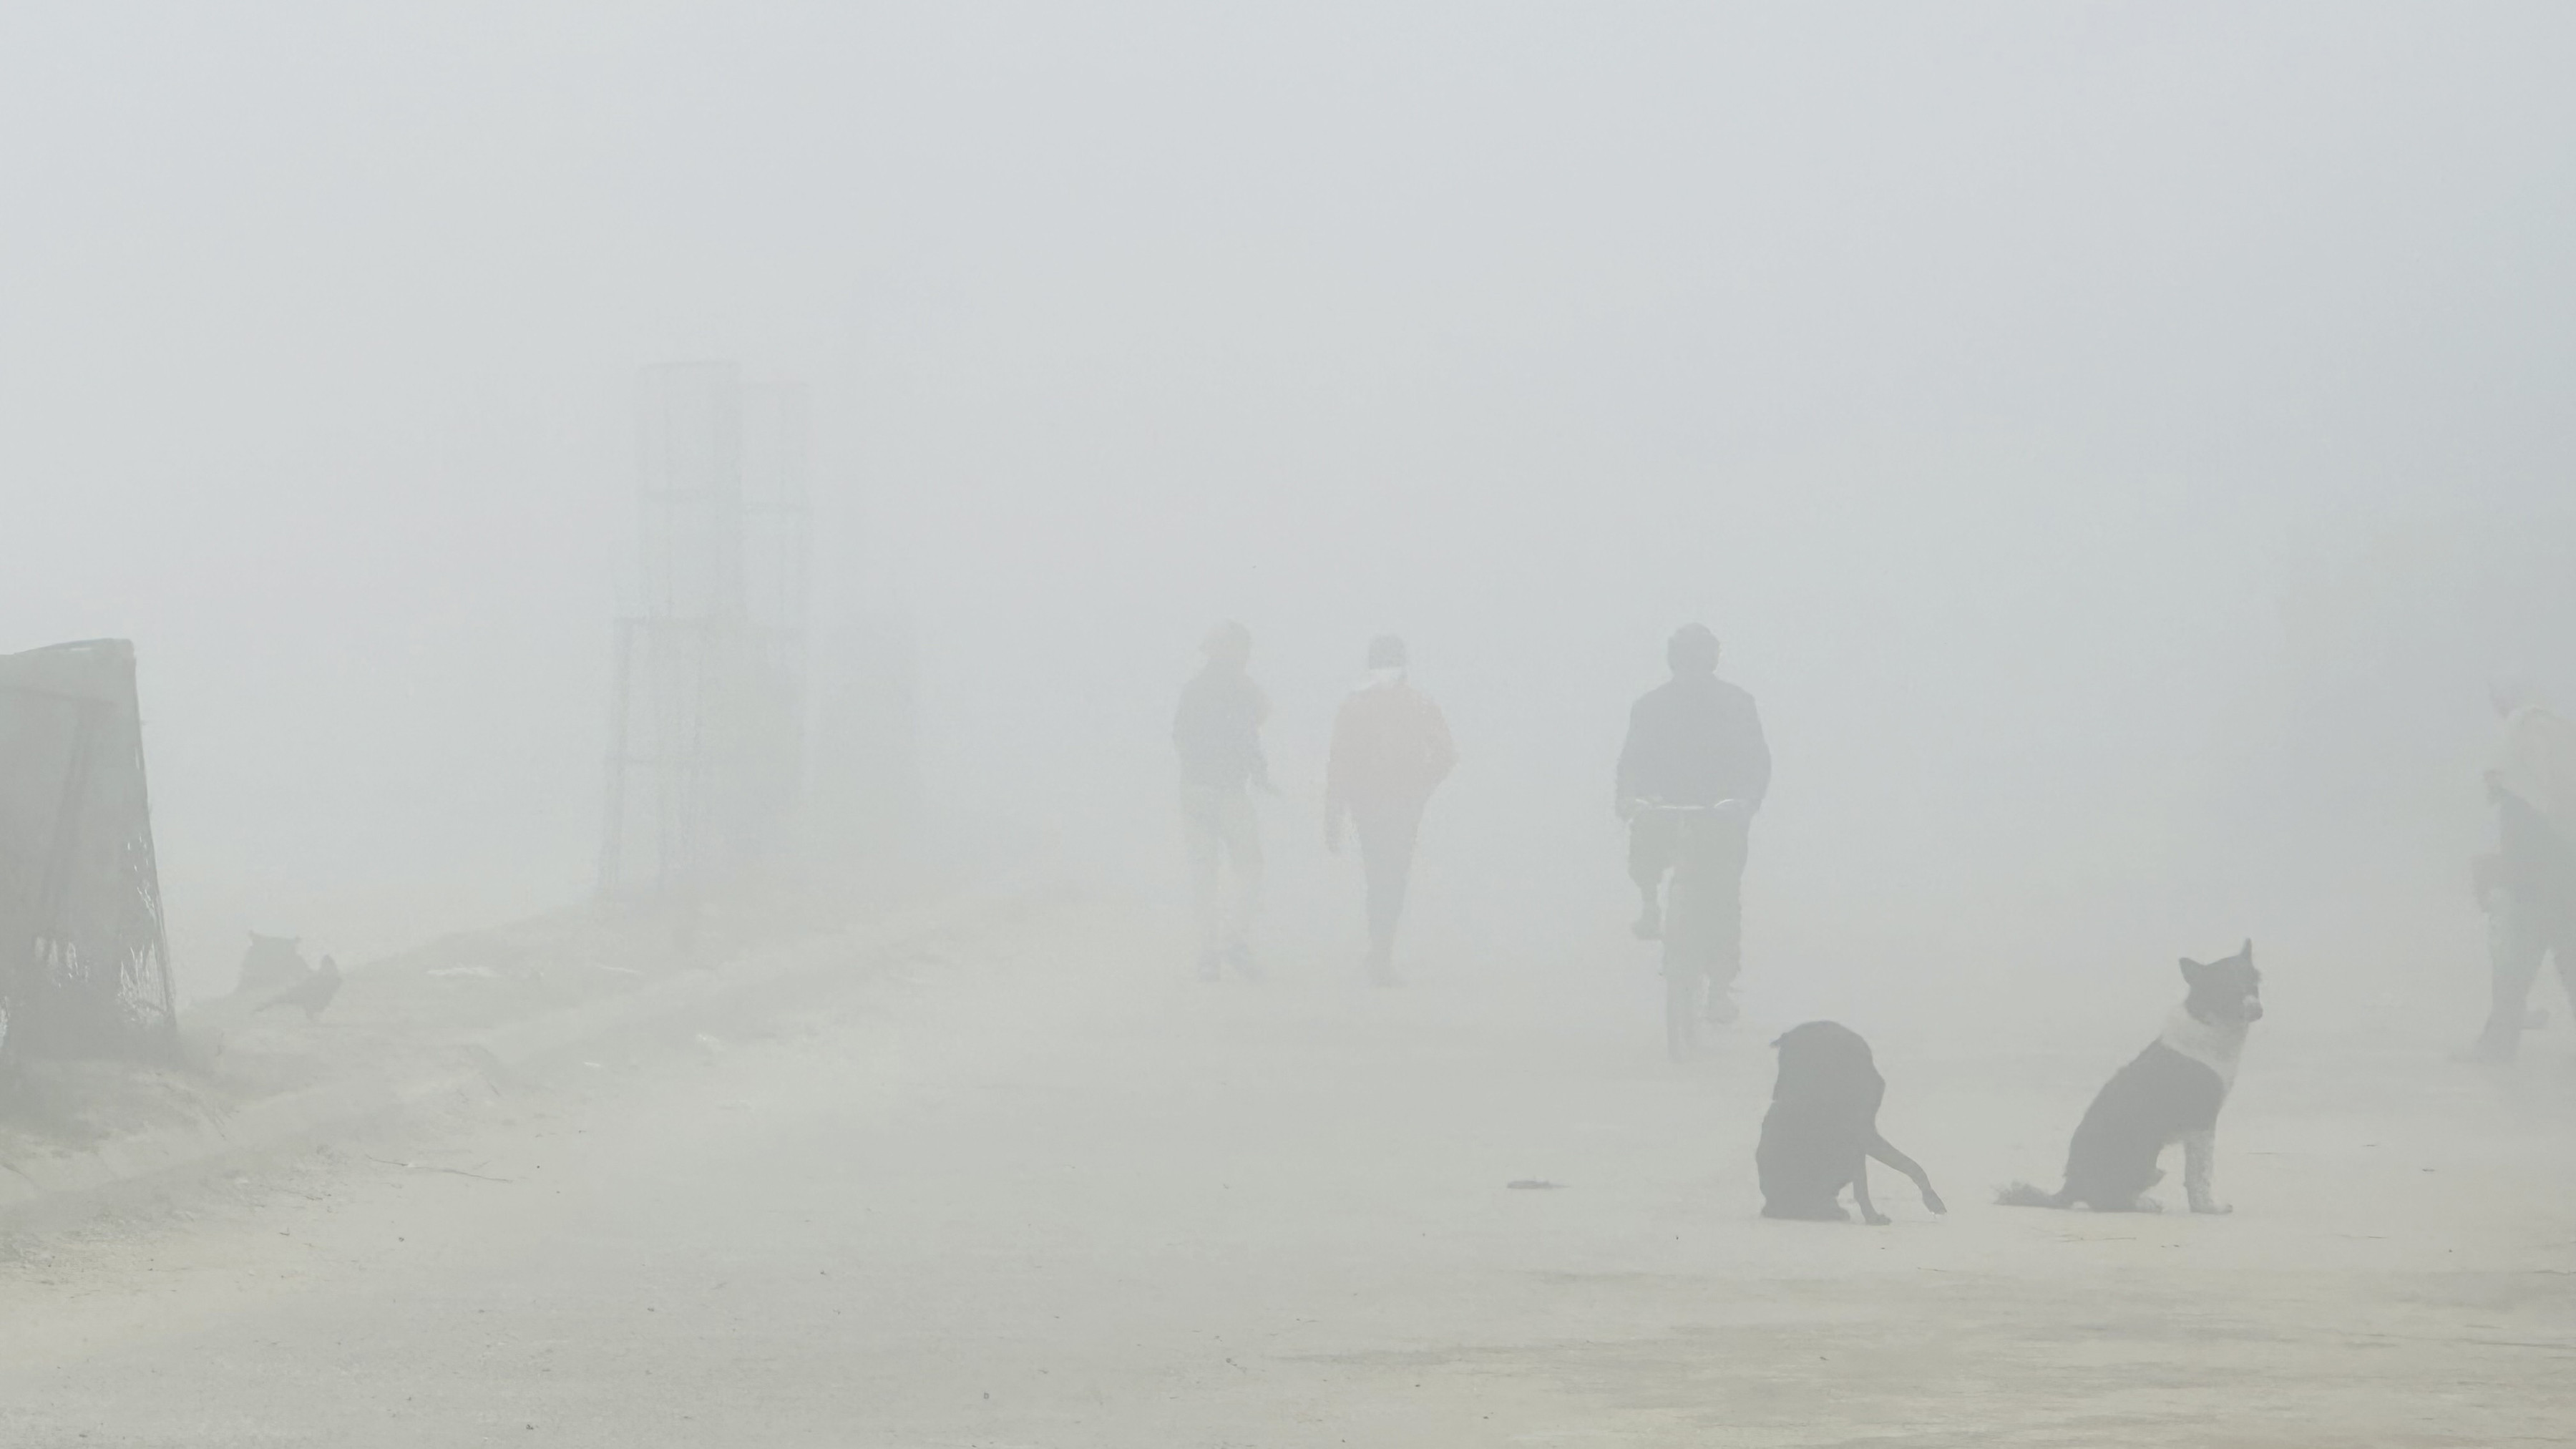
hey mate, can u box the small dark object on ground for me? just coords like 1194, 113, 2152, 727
260, 956, 344, 1021
1506, 1179, 1564, 1190
237, 932, 310, 997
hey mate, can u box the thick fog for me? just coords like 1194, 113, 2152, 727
7, 2, 2573, 1028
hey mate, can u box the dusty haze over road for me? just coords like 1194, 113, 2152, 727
4, 6, 2573, 1444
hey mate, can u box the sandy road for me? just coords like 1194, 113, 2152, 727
1, 892, 2571, 1447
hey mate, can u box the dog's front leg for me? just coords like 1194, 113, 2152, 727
1868, 1133, 1946, 1215
1849, 1155, 1889, 1226
2182, 1129, 2230, 1214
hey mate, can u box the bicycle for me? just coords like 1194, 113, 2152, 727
1626, 798, 1750, 1062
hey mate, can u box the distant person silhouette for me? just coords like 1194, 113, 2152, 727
1616, 623, 1770, 1020
2460, 677, 2576, 1061
1325, 635, 1456, 985
1172, 622, 1270, 982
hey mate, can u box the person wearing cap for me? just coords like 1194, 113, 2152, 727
1325, 635, 1457, 985
2460, 676, 2576, 1061
1173, 621, 1271, 981
1615, 623, 1771, 1022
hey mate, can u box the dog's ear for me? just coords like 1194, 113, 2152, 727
2238, 937, 2253, 965
2179, 956, 2205, 982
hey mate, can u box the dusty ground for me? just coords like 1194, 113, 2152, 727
0, 862, 952, 1159
0, 891, 2570, 1447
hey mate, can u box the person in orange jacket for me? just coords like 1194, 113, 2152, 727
1326, 635, 1457, 985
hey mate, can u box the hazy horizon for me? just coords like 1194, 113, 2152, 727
8, 4, 2573, 1010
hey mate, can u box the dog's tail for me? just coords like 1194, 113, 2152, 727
1994, 1181, 2071, 1209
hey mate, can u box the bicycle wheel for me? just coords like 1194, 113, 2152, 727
1664, 966, 1701, 1062
1661, 821, 1707, 1060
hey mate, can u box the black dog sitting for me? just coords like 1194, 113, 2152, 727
1757, 1021, 1947, 1225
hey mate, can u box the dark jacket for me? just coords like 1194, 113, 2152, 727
2495, 787, 2574, 912
1616, 672, 1770, 811
1174, 667, 1269, 791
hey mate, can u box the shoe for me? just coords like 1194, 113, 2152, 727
1704, 989, 1739, 1026
1226, 942, 1263, 982
1631, 901, 1662, 941
1196, 950, 1222, 983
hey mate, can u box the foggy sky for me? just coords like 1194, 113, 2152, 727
6, 4, 2572, 1002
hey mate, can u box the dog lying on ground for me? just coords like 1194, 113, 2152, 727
1756, 1020, 1946, 1224
1999, 941, 2263, 1214
258, 955, 342, 1020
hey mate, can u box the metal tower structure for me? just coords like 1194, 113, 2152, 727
0, 639, 180, 1065
598, 362, 811, 899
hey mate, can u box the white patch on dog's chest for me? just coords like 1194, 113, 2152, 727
2157, 1006, 2245, 1095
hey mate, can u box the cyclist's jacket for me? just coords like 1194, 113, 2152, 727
1174, 666, 1269, 791
1616, 672, 1771, 811
2493, 705, 2576, 909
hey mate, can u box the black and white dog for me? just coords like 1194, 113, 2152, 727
2001, 942, 2263, 1214
1757, 1020, 1946, 1225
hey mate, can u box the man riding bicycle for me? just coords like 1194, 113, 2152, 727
1616, 623, 1772, 1024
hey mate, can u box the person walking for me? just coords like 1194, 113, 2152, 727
1615, 623, 1771, 1023
2460, 678, 2576, 1061
1325, 635, 1456, 985
1173, 621, 1270, 982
